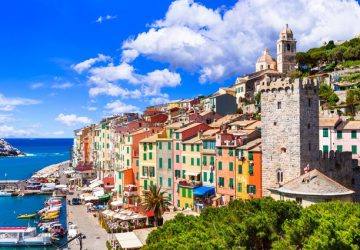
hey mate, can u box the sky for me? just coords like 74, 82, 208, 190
0, 0, 360, 138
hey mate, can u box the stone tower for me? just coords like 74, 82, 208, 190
261, 76, 319, 196
277, 24, 297, 74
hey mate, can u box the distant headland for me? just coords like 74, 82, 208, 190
0, 138, 25, 157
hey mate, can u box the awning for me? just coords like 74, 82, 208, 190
64, 170, 75, 174
89, 180, 103, 189
111, 200, 124, 207
186, 170, 201, 176
115, 232, 143, 249
193, 186, 215, 196
84, 196, 99, 201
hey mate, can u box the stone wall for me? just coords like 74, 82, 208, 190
261, 77, 319, 196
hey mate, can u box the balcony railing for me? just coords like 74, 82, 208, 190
178, 180, 202, 188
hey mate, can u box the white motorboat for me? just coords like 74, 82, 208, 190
0, 190, 12, 196
0, 227, 51, 246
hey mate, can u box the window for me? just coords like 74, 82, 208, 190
159, 158, 163, 168
149, 143, 153, 150
308, 98, 311, 107
203, 156, 207, 165
168, 142, 171, 150
136, 160, 139, 167
187, 189, 192, 198
177, 200, 180, 207
176, 155, 180, 163
191, 158, 194, 166
118, 172, 122, 179
337, 145, 343, 152
183, 144, 186, 151
126, 159, 130, 167
229, 162, 233, 171
277, 101, 281, 109
323, 128, 329, 137
168, 193, 172, 201
149, 167, 155, 177
237, 183, 242, 192
175, 133, 180, 139
247, 185, 256, 194
196, 158, 200, 166
218, 161, 222, 170
149, 152, 153, 160
218, 177, 224, 187
150, 180, 154, 187
159, 177, 163, 186
308, 143, 311, 151
229, 149, 233, 156
182, 188, 186, 197
238, 165, 242, 174
277, 170, 283, 183
209, 172, 214, 183
218, 148, 222, 156
307, 123, 310, 129
196, 144, 200, 152
168, 178, 172, 187
168, 159, 172, 169
191, 144, 194, 152
210, 156, 215, 165
175, 170, 181, 178
229, 178, 234, 189
182, 156, 186, 164
144, 180, 148, 190
128, 136, 130, 142
352, 130, 357, 139
182, 170, 186, 179
203, 172, 207, 182
323, 145, 329, 153
176, 142, 180, 150
274, 122, 277, 126
248, 152, 253, 160
337, 131, 342, 139
127, 147, 129, 154
352, 145, 357, 155
143, 143, 147, 151
287, 43, 290, 51
136, 173, 139, 180
249, 164, 254, 175
158, 142, 162, 150
143, 153, 147, 161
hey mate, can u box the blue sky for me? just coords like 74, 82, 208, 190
0, 0, 359, 138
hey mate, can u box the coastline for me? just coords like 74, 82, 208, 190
31, 160, 70, 179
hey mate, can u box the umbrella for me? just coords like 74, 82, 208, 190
85, 202, 93, 206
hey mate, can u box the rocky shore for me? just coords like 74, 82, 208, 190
0, 138, 25, 157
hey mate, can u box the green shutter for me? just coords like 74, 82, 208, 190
150, 180, 154, 187
183, 144, 186, 151
187, 189, 192, 198
176, 155, 180, 163
128, 136, 130, 142
229, 178, 234, 188
136, 173, 139, 180
337, 145, 343, 152
248, 152, 253, 160
127, 159, 130, 166
127, 147, 129, 154
218, 161, 222, 170
168, 142, 171, 150
144, 180, 148, 190
352, 130, 357, 139
143, 153, 147, 160
352, 145, 357, 154
337, 131, 342, 139
159, 177, 163, 186
249, 164, 254, 175
191, 158, 194, 166
191, 144, 194, 152
182, 156, 186, 164
176, 143, 180, 150
149, 143, 153, 150
136, 160, 139, 167
237, 183, 242, 192
176, 133, 180, 139
144, 143, 147, 151
196, 158, 200, 166
196, 144, 200, 152
149, 152, 153, 160
203, 156, 207, 165
169, 129, 173, 138
118, 172, 122, 179
229, 149, 233, 156
229, 162, 233, 171
118, 185, 122, 194
159, 158, 163, 168
168, 159, 172, 169
203, 172, 207, 182
168, 178, 171, 187
182, 170, 186, 179
323, 128, 329, 137
210, 156, 214, 165
158, 142, 162, 150
323, 145, 329, 153
238, 165, 242, 174
218, 148, 222, 156
209, 172, 214, 183
182, 188, 186, 197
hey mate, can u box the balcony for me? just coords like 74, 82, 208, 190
123, 185, 138, 197
178, 179, 202, 188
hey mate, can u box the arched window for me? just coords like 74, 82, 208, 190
287, 43, 291, 51
277, 169, 283, 183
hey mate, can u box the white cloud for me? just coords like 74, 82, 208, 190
0, 93, 40, 111
0, 114, 14, 124
122, 0, 360, 82
55, 113, 92, 126
88, 62, 139, 85
51, 82, 74, 89
31, 83, 44, 89
72, 54, 111, 73
87, 107, 97, 111
96, 15, 117, 24
0, 125, 35, 138
105, 100, 139, 114
89, 82, 142, 98
149, 96, 170, 106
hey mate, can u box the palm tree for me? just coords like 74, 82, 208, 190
141, 184, 171, 226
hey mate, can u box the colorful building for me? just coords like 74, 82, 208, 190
139, 134, 158, 195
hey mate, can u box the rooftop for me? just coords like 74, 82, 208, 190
269, 169, 354, 196
139, 133, 158, 143
341, 120, 360, 130
237, 138, 261, 150
319, 117, 341, 127
229, 120, 257, 128
164, 121, 189, 129
176, 122, 203, 133
210, 114, 242, 128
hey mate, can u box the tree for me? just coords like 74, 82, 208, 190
346, 88, 360, 115
141, 184, 171, 226
325, 40, 336, 50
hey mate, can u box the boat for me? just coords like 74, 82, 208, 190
38, 205, 61, 214
17, 214, 37, 219
50, 223, 65, 239
26, 181, 42, 190
0, 191, 12, 196
41, 214, 59, 220
0, 227, 51, 246
98, 194, 111, 201
41, 183, 56, 192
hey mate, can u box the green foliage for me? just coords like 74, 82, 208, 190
319, 83, 339, 108
342, 73, 360, 82
346, 88, 360, 115
143, 200, 360, 250
287, 69, 303, 80
340, 60, 360, 68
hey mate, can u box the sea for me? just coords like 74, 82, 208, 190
0, 138, 73, 250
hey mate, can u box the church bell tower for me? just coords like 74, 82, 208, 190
277, 24, 297, 74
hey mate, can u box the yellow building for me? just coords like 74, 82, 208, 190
139, 134, 158, 196
179, 186, 194, 209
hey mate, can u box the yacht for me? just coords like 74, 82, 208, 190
0, 227, 51, 246
0, 190, 12, 196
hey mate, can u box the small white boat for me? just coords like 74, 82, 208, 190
0, 191, 12, 196
0, 227, 51, 246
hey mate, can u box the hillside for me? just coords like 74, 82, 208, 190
0, 139, 24, 157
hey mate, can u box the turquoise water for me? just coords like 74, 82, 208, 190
0, 139, 72, 249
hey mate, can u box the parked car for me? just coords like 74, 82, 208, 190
71, 198, 81, 205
